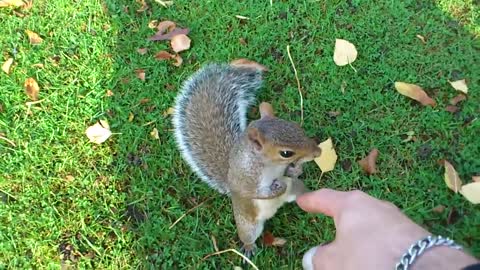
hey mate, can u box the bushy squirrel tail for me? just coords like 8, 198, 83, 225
172, 63, 264, 193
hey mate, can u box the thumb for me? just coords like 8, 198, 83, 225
296, 188, 348, 217
302, 243, 333, 270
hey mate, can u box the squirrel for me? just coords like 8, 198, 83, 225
172, 62, 321, 258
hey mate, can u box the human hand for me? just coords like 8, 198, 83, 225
297, 189, 478, 270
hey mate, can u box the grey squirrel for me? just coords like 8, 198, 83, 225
172, 62, 321, 258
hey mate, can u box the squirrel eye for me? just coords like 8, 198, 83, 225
279, 150, 295, 158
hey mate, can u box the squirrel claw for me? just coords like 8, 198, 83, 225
240, 243, 257, 263
270, 179, 287, 195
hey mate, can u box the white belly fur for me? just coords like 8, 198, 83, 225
253, 176, 297, 222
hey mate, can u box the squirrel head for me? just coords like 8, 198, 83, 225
246, 102, 321, 165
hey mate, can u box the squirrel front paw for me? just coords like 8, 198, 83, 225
270, 179, 287, 196
285, 162, 303, 178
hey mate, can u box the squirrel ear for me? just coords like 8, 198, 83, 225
247, 127, 265, 151
259, 102, 275, 119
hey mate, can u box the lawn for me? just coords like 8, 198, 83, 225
0, 0, 479, 269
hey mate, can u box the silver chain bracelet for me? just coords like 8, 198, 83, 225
395, 235, 463, 270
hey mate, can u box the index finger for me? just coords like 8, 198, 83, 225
296, 188, 348, 217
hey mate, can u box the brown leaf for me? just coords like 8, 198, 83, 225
432, 205, 445, 213
24, 77, 39, 101
25, 30, 43, 45
170, 34, 191, 53
444, 160, 462, 193
271, 237, 287, 247
262, 231, 275, 246
445, 105, 459, 113
135, 69, 145, 81
358, 148, 379, 175
0, 0, 25, 7
139, 98, 150, 104
157, 20, 176, 32
472, 176, 480, 183
172, 54, 183, 67
154, 50, 174, 60
239, 37, 247, 46
137, 48, 148, 55
394, 82, 436, 107
450, 94, 466, 105
149, 27, 190, 41
230, 59, 268, 72
2, 58, 13, 74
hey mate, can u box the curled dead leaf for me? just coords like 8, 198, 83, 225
230, 59, 268, 72
394, 82, 436, 107
460, 182, 480, 204
157, 20, 176, 33
170, 34, 191, 53
314, 138, 337, 173
450, 94, 466, 105
333, 39, 358, 66
137, 48, 148, 55
444, 160, 462, 193
2, 58, 13, 74
154, 50, 174, 60
148, 20, 158, 29
358, 148, 379, 175
172, 54, 183, 67
25, 30, 43, 45
135, 69, 146, 81
85, 120, 112, 144
150, 128, 159, 140
24, 77, 39, 101
128, 112, 134, 122
449, 79, 468, 94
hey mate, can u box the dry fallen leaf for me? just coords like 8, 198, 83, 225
157, 20, 176, 33
262, 231, 275, 246
150, 128, 159, 140
172, 54, 183, 67
128, 112, 134, 122
432, 205, 446, 213
25, 30, 43, 45
65, 175, 75, 181
444, 160, 462, 193
135, 69, 146, 81
314, 138, 337, 173
460, 182, 480, 204
239, 37, 247, 46
0, 0, 24, 7
136, 0, 148, 12
272, 237, 287, 247
2, 58, 13, 74
149, 27, 190, 41
358, 148, 379, 175
472, 176, 480, 183
85, 120, 112, 144
416, 34, 426, 44
449, 79, 468, 94
106, 89, 114, 97
394, 82, 436, 107
445, 105, 459, 113
148, 20, 158, 29
24, 77, 39, 101
154, 0, 173, 7
235, 15, 250, 20
171, 34, 191, 53
163, 107, 175, 117
154, 50, 174, 60
31, 63, 44, 68
139, 98, 150, 104
450, 94, 466, 105
137, 48, 148, 55
230, 59, 268, 72
333, 39, 358, 66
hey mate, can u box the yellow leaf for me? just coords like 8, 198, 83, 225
25, 30, 43, 45
460, 182, 480, 204
2, 58, 13, 74
170, 34, 191, 53
128, 112, 134, 122
164, 107, 175, 116
314, 138, 337, 173
150, 128, 159, 140
449, 79, 468, 94
333, 39, 358, 66
154, 0, 173, 7
0, 0, 24, 7
444, 160, 462, 193
394, 82, 436, 107
85, 120, 112, 144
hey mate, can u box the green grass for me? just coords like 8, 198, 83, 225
0, 0, 479, 269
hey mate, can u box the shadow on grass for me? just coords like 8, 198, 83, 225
97, 0, 479, 268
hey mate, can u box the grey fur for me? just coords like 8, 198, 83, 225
172, 63, 263, 194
